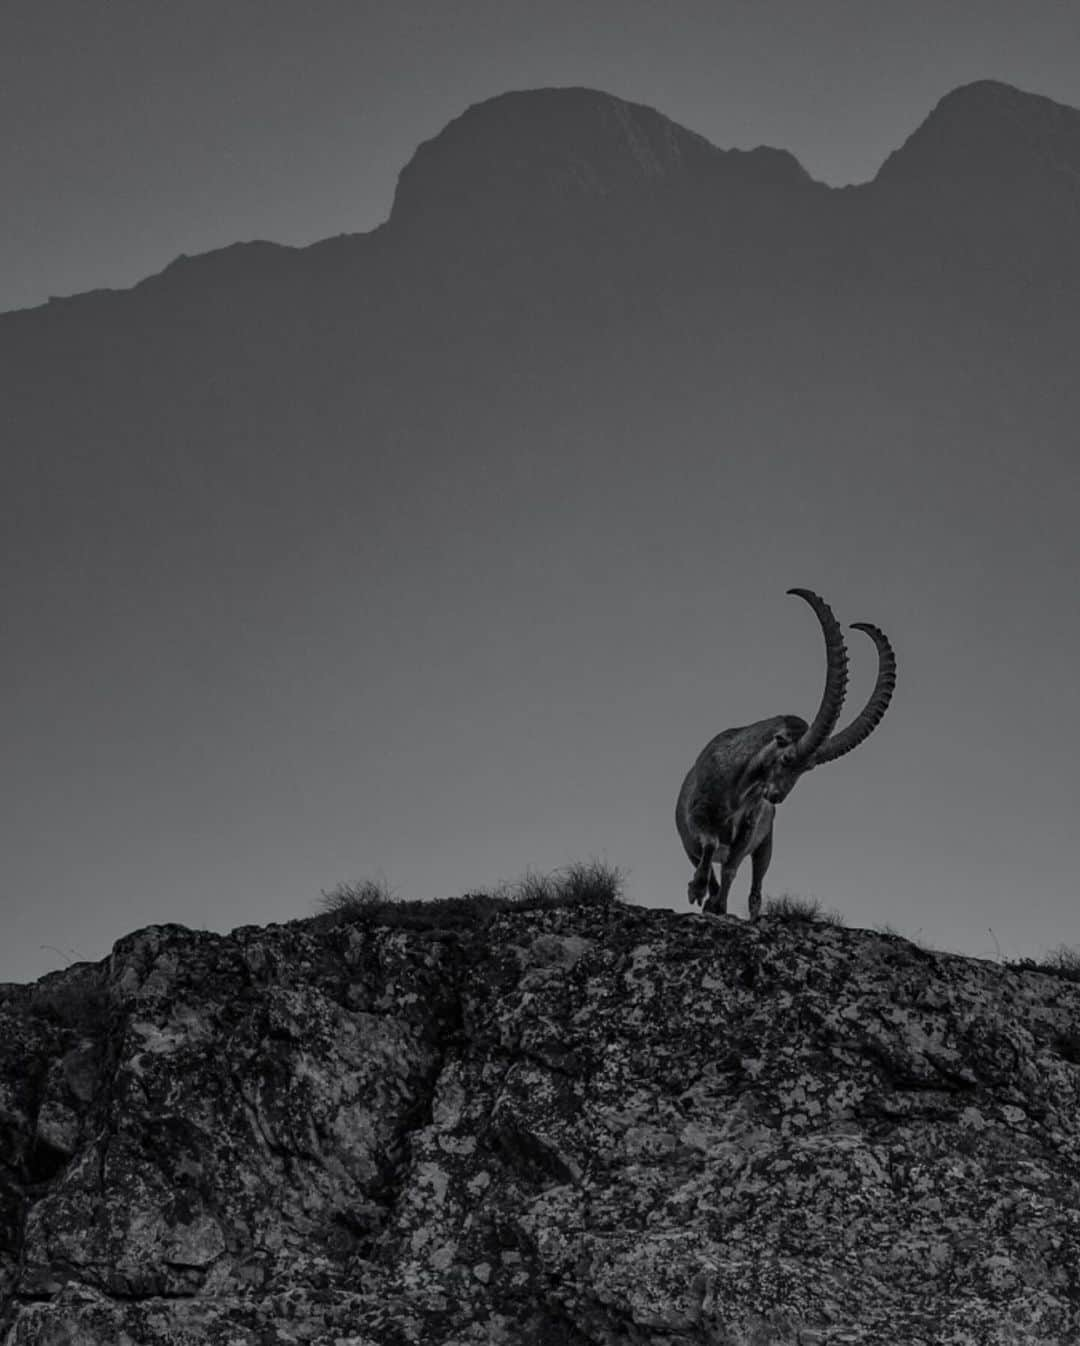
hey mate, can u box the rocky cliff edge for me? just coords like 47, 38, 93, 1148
3, 897, 1080, 1345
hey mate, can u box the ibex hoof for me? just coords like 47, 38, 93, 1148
688, 879, 707, 906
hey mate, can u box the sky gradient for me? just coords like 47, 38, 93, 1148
4, 4, 1080, 986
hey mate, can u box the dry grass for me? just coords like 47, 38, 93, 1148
763, 893, 845, 926
1008, 944, 1080, 983
318, 860, 625, 931
489, 860, 624, 910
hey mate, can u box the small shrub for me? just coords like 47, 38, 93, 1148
763, 893, 845, 926
555, 859, 626, 908
1008, 944, 1080, 984
319, 877, 398, 923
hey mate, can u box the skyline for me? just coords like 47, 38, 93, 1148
4, 0, 1080, 313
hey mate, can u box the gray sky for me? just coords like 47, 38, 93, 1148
4, 2, 1080, 985
4, 0, 1080, 313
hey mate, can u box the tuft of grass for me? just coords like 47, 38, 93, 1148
763, 893, 845, 927
1008, 944, 1080, 983
319, 877, 398, 922
318, 861, 624, 932
493, 860, 625, 912
322, 884, 501, 932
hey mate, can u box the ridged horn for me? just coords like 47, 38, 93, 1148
784, 589, 850, 766
809, 622, 897, 767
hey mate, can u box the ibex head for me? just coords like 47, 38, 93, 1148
675, 588, 896, 918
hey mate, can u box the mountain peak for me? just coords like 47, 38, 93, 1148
389, 87, 810, 228
875, 79, 1080, 188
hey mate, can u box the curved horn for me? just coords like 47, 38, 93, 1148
783, 588, 850, 766
809, 622, 896, 767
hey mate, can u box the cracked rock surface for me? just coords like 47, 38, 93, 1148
3, 902, 1080, 1344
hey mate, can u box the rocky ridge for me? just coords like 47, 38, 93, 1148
3, 898, 1080, 1344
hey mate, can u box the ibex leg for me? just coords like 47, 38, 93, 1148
747, 830, 773, 921
703, 863, 737, 916
688, 842, 716, 906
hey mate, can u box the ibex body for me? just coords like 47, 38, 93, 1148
676, 589, 896, 918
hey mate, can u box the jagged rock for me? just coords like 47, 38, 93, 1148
3, 902, 1080, 1343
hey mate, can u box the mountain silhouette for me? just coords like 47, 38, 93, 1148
5, 78, 1075, 531
876, 78, 1080, 189
390, 87, 810, 229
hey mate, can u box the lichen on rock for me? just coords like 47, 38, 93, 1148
3, 902, 1080, 1343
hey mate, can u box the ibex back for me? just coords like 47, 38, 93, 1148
676, 589, 896, 918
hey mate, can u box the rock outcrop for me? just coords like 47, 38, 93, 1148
3, 899, 1080, 1344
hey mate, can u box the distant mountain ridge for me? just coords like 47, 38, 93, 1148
5, 77, 1077, 450
389, 87, 811, 230
12, 77, 1080, 315
3, 75, 1077, 556
876, 78, 1080, 188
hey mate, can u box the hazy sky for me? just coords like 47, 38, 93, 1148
5, 3, 1080, 986
4, 0, 1080, 314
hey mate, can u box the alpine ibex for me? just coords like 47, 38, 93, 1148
676, 588, 896, 918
